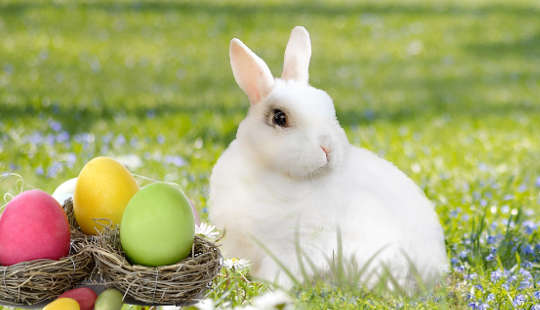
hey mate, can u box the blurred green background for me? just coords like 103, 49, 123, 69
0, 0, 539, 308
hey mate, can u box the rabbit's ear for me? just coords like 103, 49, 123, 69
281, 26, 311, 83
230, 38, 274, 104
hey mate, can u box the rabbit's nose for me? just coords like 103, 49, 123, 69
321, 146, 330, 161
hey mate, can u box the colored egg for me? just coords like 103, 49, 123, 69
0, 190, 70, 266
94, 288, 123, 310
44, 298, 80, 310
74, 157, 139, 235
52, 177, 78, 205
58, 287, 97, 310
120, 183, 194, 266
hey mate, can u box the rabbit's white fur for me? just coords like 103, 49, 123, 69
209, 26, 448, 289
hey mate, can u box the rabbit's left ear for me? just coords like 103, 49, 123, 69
281, 26, 311, 83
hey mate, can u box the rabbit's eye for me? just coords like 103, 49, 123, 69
272, 109, 288, 127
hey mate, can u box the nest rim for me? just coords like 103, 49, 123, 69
0, 233, 93, 306
89, 224, 222, 306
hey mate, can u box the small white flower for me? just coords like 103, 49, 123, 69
223, 257, 250, 270
193, 298, 216, 310
195, 222, 220, 241
236, 290, 293, 310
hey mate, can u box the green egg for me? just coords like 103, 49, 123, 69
120, 183, 195, 266
94, 288, 123, 310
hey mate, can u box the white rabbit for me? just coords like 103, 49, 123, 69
209, 26, 448, 290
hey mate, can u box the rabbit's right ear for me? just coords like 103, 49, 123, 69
230, 38, 274, 104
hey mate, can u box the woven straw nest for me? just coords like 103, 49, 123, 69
89, 219, 222, 305
0, 199, 93, 306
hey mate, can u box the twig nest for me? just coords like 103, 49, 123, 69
0, 199, 93, 306
90, 224, 222, 305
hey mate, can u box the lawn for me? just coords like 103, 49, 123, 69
0, 0, 539, 309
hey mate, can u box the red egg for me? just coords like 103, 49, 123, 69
58, 287, 98, 310
0, 189, 71, 266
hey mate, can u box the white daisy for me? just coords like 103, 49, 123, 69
223, 257, 250, 270
195, 222, 220, 241
236, 289, 293, 310
193, 298, 216, 310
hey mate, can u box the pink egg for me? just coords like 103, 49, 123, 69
0, 189, 71, 266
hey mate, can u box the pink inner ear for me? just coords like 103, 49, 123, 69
230, 38, 274, 104
282, 26, 311, 83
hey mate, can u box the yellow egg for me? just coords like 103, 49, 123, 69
74, 157, 139, 235
44, 298, 80, 310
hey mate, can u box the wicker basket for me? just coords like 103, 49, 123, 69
89, 223, 222, 305
0, 199, 93, 306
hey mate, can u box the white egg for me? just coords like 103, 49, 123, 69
52, 177, 78, 205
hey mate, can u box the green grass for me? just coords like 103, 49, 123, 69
0, 0, 539, 309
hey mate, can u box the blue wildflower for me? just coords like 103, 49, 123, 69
522, 261, 533, 269
490, 270, 502, 282
48, 120, 62, 132
465, 273, 477, 281
480, 199, 487, 207
47, 162, 63, 178
26, 132, 43, 145
164, 155, 186, 167
486, 294, 495, 302
75, 133, 93, 145
468, 301, 478, 309
35, 166, 44, 175
518, 184, 527, 192
503, 194, 513, 201
522, 244, 534, 255
459, 250, 469, 259
474, 284, 483, 292
477, 303, 488, 310
486, 235, 497, 244
157, 135, 165, 144
485, 253, 495, 262
115, 134, 126, 146
501, 205, 509, 214
451, 257, 459, 265
56, 131, 70, 143
532, 305, 540, 310
102, 133, 113, 144
65, 153, 77, 168
455, 265, 465, 273
522, 221, 537, 235
519, 269, 532, 280
46, 134, 55, 145
535, 176, 540, 188
513, 295, 526, 306
534, 291, 540, 300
